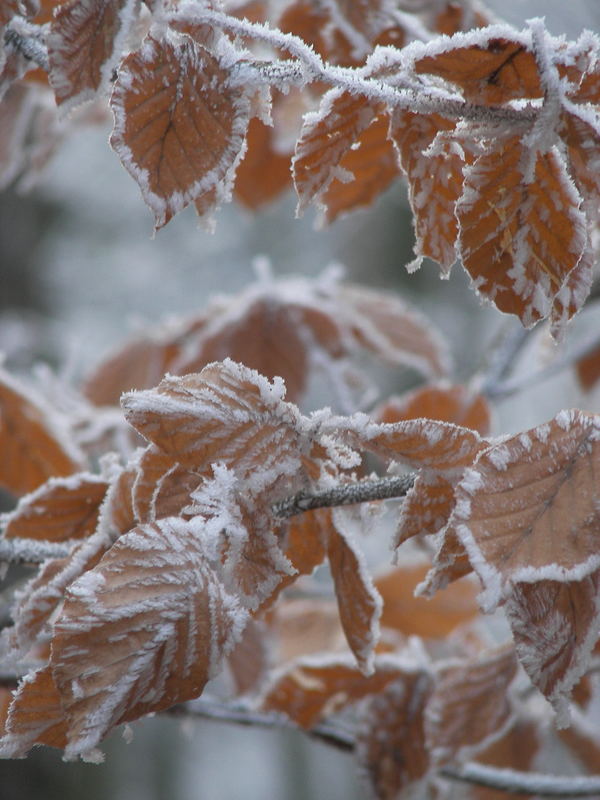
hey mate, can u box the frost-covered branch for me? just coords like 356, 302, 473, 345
168, 699, 355, 753
272, 473, 415, 519
4, 19, 49, 72
0, 537, 71, 565
440, 762, 600, 797
173, 700, 600, 796
173, 8, 536, 126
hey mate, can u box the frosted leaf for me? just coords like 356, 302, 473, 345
48, 0, 139, 114
109, 29, 252, 229
505, 573, 600, 724
49, 517, 247, 757
474, 717, 541, 787
457, 136, 588, 331
375, 562, 478, 639
132, 445, 202, 523
0, 367, 82, 495
336, 284, 452, 379
390, 111, 464, 274
1, 667, 68, 757
576, 339, 600, 392
2, 528, 112, 660
417, 525, 473, 597
226, 618, 269, 696
272, 597, 345, 664
394, 472, 458, 545
413, 31, 542, 105
260, 653, 407, 729
433, 2, 491, 35
3, 473, 108, 541
425, 644, 517, 766
450, 410, 600, 607
338, 416, 484, 472
122, 360, 305, 488
234, 115, 292, 209
356, 669, 433, 800
376, 383, 492, 436
327, 514, 381, 674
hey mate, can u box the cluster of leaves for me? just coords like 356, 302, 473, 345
0, 267, 598, 798
2, 0, 600, 338
2, 0, 600, 796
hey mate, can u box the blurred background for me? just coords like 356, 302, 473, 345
1, 1, 600, 798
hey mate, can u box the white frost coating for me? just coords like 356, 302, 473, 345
486, 445, 512, 472
458, 467, 483, 496
554, 408, 576, 431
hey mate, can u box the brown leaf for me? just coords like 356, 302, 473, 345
293, 89, 384, 215
3, 528, 112, 661
121, 360, 304, 485
394, 472, 457, 544
48, 0, 138, 112
558, 714, 600, 774
338, 284, 451, 378
4, 474, 108, 541
433, 2, 491, 35
226, 619, 269, 696
131, 445, 202, 523
110, 32, 251, 228
419, 524, 473, 596
260, 655, 404, 728
376, 383, 492, 435
234, 116, 292, 209
49, 517, 247, 757
341, 417, 484, 472
375, 562, 478, 639
320, 112, 399, 224
448, 410, 600, 607
0, 368, 81, 495
356, 670, 433, 799
505, 573, 600, 721
271, 598, 344, 663
327, 520, 381, 674
100, 463, 137, 536
1, 667, 68, 757
474, 717, 541, 800
457, 136, 588, 330
426, 645, 517, 765
390, 110, 463, 272
414, 36, 542, 104
576, 341, 600, 392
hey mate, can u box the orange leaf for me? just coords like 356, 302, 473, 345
338, 284, 451, 378
226, 619, 269, 696
0, 369, 81, 495
414, 36, 542, 105
110, 31, 252, 228
4, 474, 108, 541
375, 562, 478, 638
576, 341, 600, 392
457, 136, 588, 330
356, 669, 433, 799
450, 410, 600, 607
327, 520, 381, 674
260, 655, 405, 728
434, 2, 491, 35
271, 598, 344, 663
474, 717, 541, 800
234, 116, 292, 209
506, 572, 600, 721
293, 89, 384, 215
394, 472, 457, 544
3, 529, 111, 660
121, 360, 304, 485
49, 517, 247, 757
48, 0, 138, 112
1, 667, 68, 757
376, 383, 492, 435
390, 110, 463, 272
131, 445, 202, 523
426, 645, 517, 765
320, 112, 398, 224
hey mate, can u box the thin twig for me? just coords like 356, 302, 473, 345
167, 699, 355, 753
272, 473, 415, 519
440, 762, 600, 797
4, 20, 49, 72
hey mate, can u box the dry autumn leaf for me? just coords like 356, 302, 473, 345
110, 30, 252, 228
47, 517, 247, 758
48, 0, 138, 112
0, 369, 82, 495
457, 135, 588, 331
3, 473, 108, 541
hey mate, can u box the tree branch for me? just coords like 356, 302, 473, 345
171, 699, 600, 797
440, 762, 600, 797
272, 473, 415, 519
4, 19, 49, 72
